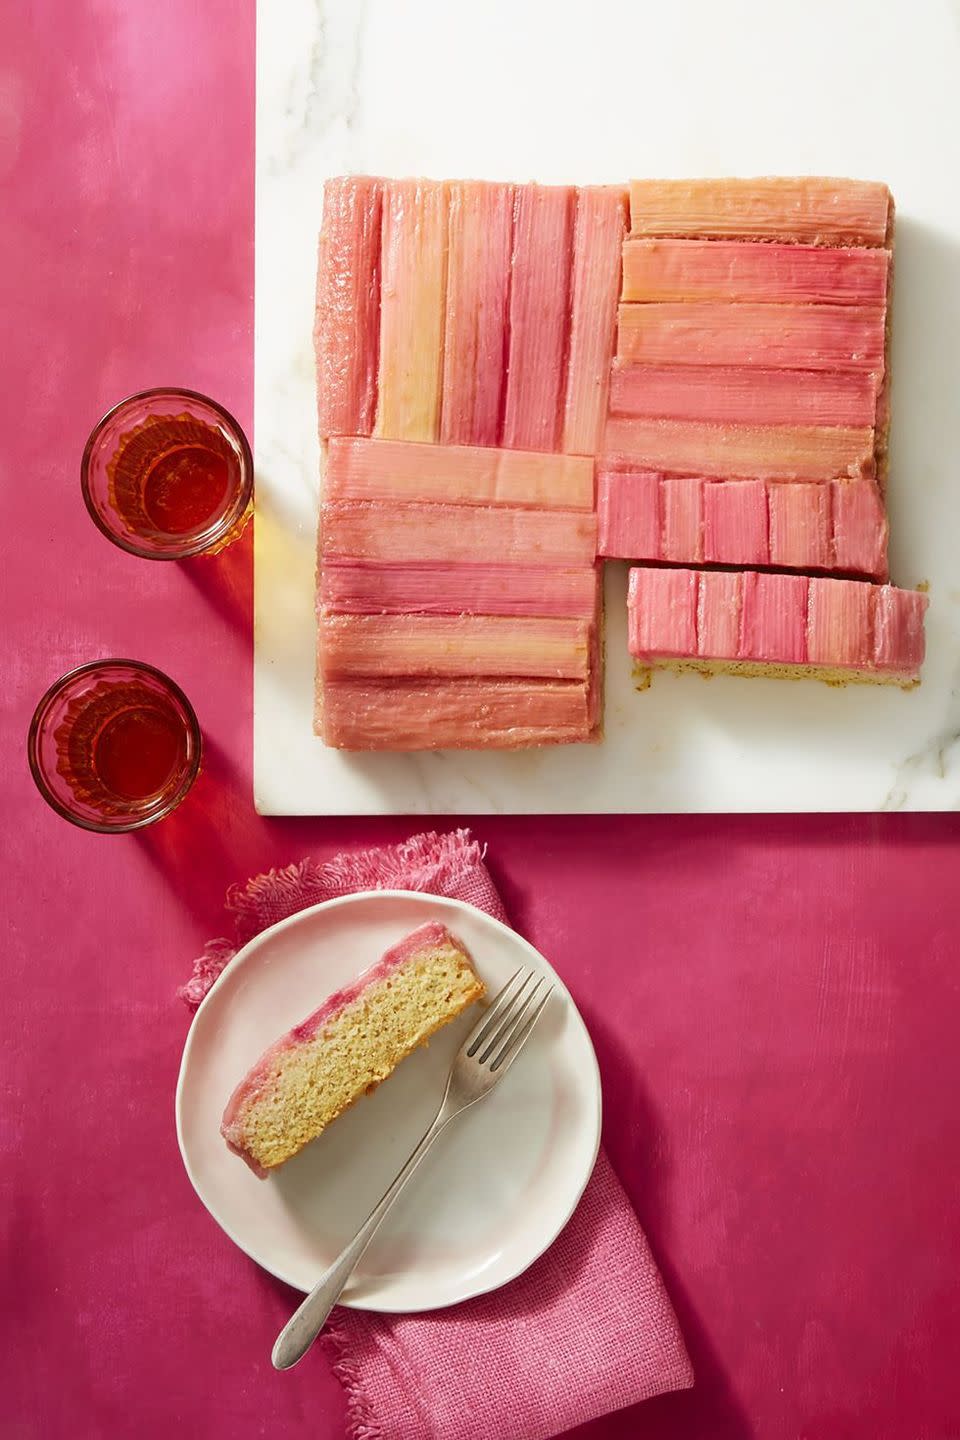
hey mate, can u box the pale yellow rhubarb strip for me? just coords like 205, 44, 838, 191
375, 179, 448, 442
562, 186, 628, 455
603, 417, 874, 482
318, 613, 592, 681
324, 437, 594, 510
628, 178, 891, 246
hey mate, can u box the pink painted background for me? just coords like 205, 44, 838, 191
3, 4, 960, 1436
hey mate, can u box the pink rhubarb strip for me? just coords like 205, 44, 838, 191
318, 678, 595, 749
502, 184, 576, 452
315, 176, 382, 438
609, 362, 880, 429
621, 239, 890, 305
320, 562, 598, 619
440, 180, 514, 446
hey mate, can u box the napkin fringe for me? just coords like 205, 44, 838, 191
322, 1322, 383, 1440
179, 829, 503, 1010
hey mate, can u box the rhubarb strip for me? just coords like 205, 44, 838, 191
697, 571, 741, 658
873, 588, 927, 673
628, 178, 891, 246
597, 469, 661, 560
320, 562, 598, 618
562, 186, 629, 455
318, 613, 591, 681
622, 239, 890, 305
767, 483, 831, 572
318, 678, 594, 749
739, 572, 808, 664
440, 181, 514, 446
617, 302, 885, 372
502, 184, 576, 452
323, 437, 593, 510
315, 176, 382, 438
320, 502, 597, 567
807, 576, 874, 668
603, 417, 874, 482
831, 480, 889, 580
626, 567, 698, 657
662, 475, 703, 564
702, 480, 768, 566
375, 180, 448, 442
609, 362, 879, 429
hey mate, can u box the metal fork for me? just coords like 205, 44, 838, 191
271, 966, 553, 1370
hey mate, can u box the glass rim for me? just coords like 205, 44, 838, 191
79, 386, 253, 560
27, 658, 204, 834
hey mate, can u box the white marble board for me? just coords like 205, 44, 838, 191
254, 0, 960, 814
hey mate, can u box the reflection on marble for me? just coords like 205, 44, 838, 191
255, 0, 960, 813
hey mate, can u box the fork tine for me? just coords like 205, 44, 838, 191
478, 975, 544, 1065
490, 986, 553, 1074
465, 967, 532, 1057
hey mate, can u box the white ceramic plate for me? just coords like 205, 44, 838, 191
176, 890, 601, 1311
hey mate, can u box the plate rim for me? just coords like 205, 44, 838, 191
175, 888, 602, 1310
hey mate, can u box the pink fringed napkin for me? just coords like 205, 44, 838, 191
182, 830, 693, 1440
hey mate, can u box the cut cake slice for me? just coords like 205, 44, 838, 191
222, 922, 485, 1175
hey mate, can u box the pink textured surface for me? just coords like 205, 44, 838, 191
4, 5, 960, 1440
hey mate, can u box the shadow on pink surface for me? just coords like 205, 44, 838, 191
179, 526, 253, 634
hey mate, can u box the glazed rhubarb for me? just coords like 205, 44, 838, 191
318, 613, 592, 681
319, 678, 595, 748
440, 181, 514, 446
502, 185, 575, 452
562, 187, 629, 455
767, 482, 832, 572
621, 239, 890, 305
662, 475, 703, 564
222, 922, 484, 1174
311, 170, 919, 753
609, 363, 879, 429
603, 417, 874, 482
375, 180, 448, 442
702, 480, 768, 567
617, 302, 885, 373
320, 562, 598, 618
315, 177, 382, 438
628, 567, 926, 686
320, 501, 597, 567
628, 178, 892, 246
324, 436, 594, 510
598, 471, 888, 579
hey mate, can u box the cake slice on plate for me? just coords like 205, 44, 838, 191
221, 922, 485, 1176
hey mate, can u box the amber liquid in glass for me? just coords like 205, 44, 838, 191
57, 682, 191, 814
108, 413, 240, 540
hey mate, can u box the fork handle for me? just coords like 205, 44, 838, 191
271, 1109, 450, 1370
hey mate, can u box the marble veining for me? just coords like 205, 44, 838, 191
255, 0, 960, 813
